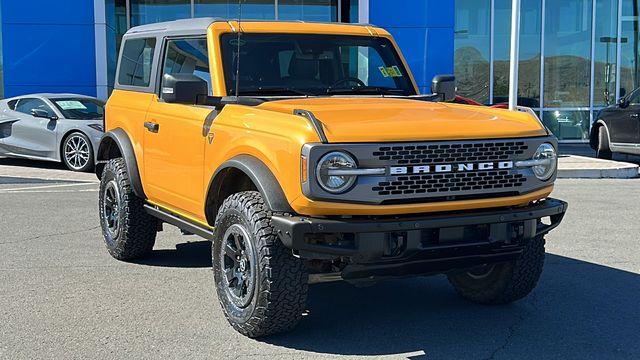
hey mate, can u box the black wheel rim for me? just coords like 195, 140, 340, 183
467, 264, 496, 279
103, 180, 121, 239
219, 224, 256, 309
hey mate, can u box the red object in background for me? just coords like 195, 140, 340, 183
453, 95, 508, 108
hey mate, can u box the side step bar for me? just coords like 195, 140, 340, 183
143, 204, 214, 240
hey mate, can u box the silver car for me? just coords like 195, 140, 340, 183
0, 94, 105, 172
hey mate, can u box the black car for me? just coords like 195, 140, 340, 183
591, 90, 640, 159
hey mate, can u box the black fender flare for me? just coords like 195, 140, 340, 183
96, 128, 146, 199
206, 155, 293, 221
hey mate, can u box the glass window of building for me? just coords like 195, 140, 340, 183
162, 38, 212, 95
543, 0, 592, 109
195, 0, 276, 19
619, 0, 640, 99
131, 0, 191, 27
279, 0, 338, 22
454, 0, 491, 104
492, 0, 541, 107
118, 38, 157, 87
594, 0, 619, 106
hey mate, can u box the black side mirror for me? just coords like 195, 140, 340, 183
431, 75, 456, 102
162, 73, 208, 104
31, 109, 58, 120
619, 97, 629, 108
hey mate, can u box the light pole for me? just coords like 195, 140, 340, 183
508, 0, 521, 111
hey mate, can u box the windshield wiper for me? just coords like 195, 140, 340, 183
238, 87, 315, 97
325, 86, 406, 95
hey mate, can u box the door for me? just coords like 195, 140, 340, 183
609, 89, 640, 144
3, 98, 59, 159
143, 37, 213, 217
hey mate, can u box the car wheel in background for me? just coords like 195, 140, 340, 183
596, 125, 613, 160
62, 132, 94, 172
447, 236, 546, 305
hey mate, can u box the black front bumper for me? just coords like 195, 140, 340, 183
271, 198, 567, 279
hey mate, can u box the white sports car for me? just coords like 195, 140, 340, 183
0, 93, 105, 172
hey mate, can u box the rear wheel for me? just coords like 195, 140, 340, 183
212, 191, 308, 338
99, 158, 157, 260
447, 236, 545, 305
596, 125, 613, 160
62, 132, 94, 172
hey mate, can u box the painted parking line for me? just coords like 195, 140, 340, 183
0, 182, 99, 193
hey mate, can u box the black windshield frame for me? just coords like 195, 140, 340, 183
219, 33, 417, 97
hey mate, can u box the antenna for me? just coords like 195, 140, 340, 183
234, 0, 243, 97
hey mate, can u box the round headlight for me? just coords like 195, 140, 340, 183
316, 151, 357, 193
532, 143, 557, 181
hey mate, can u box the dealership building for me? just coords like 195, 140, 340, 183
0, 0, 635, 141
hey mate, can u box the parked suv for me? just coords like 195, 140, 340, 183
97, 18, 567, 338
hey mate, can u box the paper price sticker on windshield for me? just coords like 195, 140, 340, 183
389, 66, 403, 77
378, 66, 390, 78
379, 66, 402, 78
57, 101, 87, 110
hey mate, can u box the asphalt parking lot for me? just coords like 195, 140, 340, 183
1, 159, 639, 359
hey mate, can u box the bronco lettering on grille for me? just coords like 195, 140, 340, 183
389, 161, 514, 175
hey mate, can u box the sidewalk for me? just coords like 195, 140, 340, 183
558, 155, 639, 179
557, 144, 640, 179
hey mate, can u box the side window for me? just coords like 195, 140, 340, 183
7, 100, 18, 110
628, 90, 640, 105
118, 37, 157, 87
161, 38, 211, 96
15, 98, 56, 118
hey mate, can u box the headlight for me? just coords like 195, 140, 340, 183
316, 151, 357, 193
532, 143, 557, 180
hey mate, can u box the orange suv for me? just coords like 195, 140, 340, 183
96, 18, 567, 338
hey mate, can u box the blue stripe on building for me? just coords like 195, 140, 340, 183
0, 0, 98, 98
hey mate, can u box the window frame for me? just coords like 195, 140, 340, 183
115, 35, 161, 93
14, 98, 57, 118
156, 35, 212, 100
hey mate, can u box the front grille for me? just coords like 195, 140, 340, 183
373, 141, 528, 165
373, 170, 526, 196
302, 137, 550, 205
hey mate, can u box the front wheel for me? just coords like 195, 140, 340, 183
596, 126, 613, 160
62, 132, 94, 172
212, 191, 308, 338
99, 158, 157, 260
447, 236, 545, 305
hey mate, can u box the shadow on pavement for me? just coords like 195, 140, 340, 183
135, 241, 212, 268
0, 157, 67, 170
264, 254, 640, 359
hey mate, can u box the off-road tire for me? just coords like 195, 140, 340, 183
99, 158, 157, 260
596, 125, 613, 160
212, 191, 308, 338
447, 236, 545, 305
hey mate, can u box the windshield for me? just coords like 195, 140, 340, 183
51, 98, 105, 120
220, 33, 416, 97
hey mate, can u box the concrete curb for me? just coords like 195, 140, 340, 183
557, 155, 639, 179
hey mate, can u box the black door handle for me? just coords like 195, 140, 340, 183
144, 121, 159, 133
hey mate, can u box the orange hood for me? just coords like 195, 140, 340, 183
257, 97, 547, 143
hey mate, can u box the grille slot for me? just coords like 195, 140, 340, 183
373, 141, 528, 165
373, 170, 526, 196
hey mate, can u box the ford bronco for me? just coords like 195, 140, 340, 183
96, 18, 567, 338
